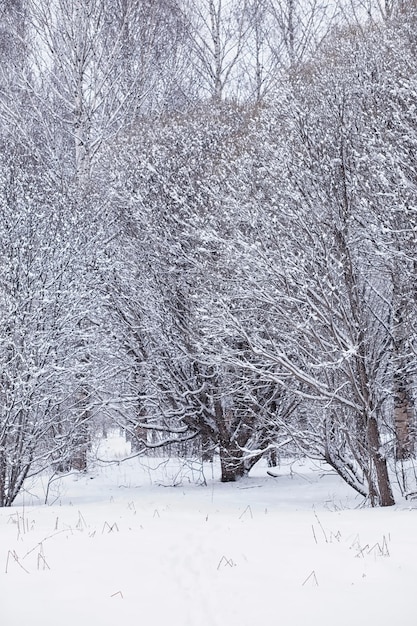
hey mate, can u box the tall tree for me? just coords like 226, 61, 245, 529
181, 0, 251, 102
105, 102, 297, 480
216, 26, 404, 505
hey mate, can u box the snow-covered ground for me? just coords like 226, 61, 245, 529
2, 433, 417, 626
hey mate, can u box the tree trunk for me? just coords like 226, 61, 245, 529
367, 416, 395, 507
201, 431, 214, 462
392, 265, 415, 460
219, 442, 246, 482
267, 448, 278, 467
71, 390, 90, 472
394, 376, 414, 461
0, 453, 5, 507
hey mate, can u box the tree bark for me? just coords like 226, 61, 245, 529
219, 441, 246, 482
394, 376, 414, 461
367, 416, 395, 507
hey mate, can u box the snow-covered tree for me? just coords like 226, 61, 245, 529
215, 24, 417, 505
0, 146, 104, 505
104, 102, 300, 480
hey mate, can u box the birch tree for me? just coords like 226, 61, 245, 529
181, 0, 251, 102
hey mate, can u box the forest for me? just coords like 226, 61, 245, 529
0, 0, 416, 508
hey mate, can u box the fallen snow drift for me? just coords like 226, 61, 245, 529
1, 435, 417, 626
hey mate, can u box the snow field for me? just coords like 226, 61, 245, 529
1, 436, 417, 626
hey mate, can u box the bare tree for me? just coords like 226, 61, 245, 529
104, 101, 298, 480
180, 0, 251, 102
0, 144, 104, 505
212, 26, 404, 504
